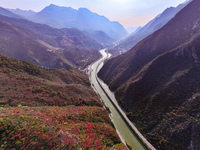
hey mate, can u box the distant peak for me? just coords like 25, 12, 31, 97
46, 4, 61, 9
164, 6, 175, 12
78, 7, 90, 12
49, 4, 57, 7
45, 4, 73, 10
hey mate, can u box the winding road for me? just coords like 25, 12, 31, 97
88, 49, 156, 150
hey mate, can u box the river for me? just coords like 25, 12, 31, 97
89, 49, 153, 150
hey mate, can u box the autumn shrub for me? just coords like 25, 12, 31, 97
0, 106, 121, 149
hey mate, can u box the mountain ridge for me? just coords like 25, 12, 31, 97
108, 1, 190, 55
0, 8, 102, 69
98, 0, 200, 149
0, 6, 22, 19
8, 8, 36, 17
10, 4, 128, 42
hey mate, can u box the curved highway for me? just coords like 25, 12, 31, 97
88, 49, 156, 150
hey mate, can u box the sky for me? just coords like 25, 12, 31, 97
1, 0, 187, 27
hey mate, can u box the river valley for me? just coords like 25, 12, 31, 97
89, 49, 155, 150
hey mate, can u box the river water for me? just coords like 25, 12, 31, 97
89, 49, 148, 150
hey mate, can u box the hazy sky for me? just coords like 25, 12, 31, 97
1, 0, 187, 27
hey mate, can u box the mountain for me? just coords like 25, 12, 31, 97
0, 11, 102, 69
98, 0, 200, 149
15, 4, 128, 42
0, 20, 71, 69
0, 54, 126, 149
0, 54, 100, 107
8, 8, 36, 17
0, 7, 127, 149
109, 1, 190, 55
0, 6, 22, 18
0, 7, 102, 50
84, 30, 115, 47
